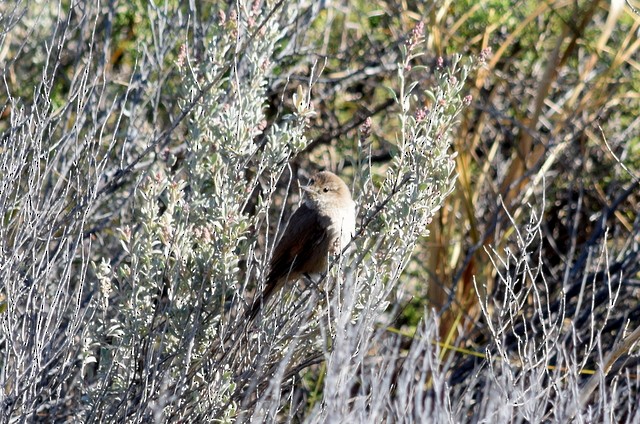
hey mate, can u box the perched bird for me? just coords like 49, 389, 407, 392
248, 171, 356, 320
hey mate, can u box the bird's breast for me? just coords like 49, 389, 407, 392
324, 203, 356, 253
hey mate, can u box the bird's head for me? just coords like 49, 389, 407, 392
301, 171, 353, 209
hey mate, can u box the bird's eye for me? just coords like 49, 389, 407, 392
323, 187, 329, 193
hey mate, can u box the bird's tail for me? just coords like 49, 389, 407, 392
245, 276, 280, 321
246, 294, 264, 321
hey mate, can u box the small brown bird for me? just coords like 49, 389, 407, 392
248, 171, 356, 320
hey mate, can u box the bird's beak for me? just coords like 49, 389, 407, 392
300, 185, 312, 193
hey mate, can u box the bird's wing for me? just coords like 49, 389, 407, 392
267, 203, 329, 284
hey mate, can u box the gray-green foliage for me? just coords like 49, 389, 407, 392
83, 2, 464, 420
85, 1, 316, 420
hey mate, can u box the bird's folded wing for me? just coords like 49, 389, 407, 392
267, 203, 330, 284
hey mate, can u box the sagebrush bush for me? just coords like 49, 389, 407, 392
1, 1, 638, 423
